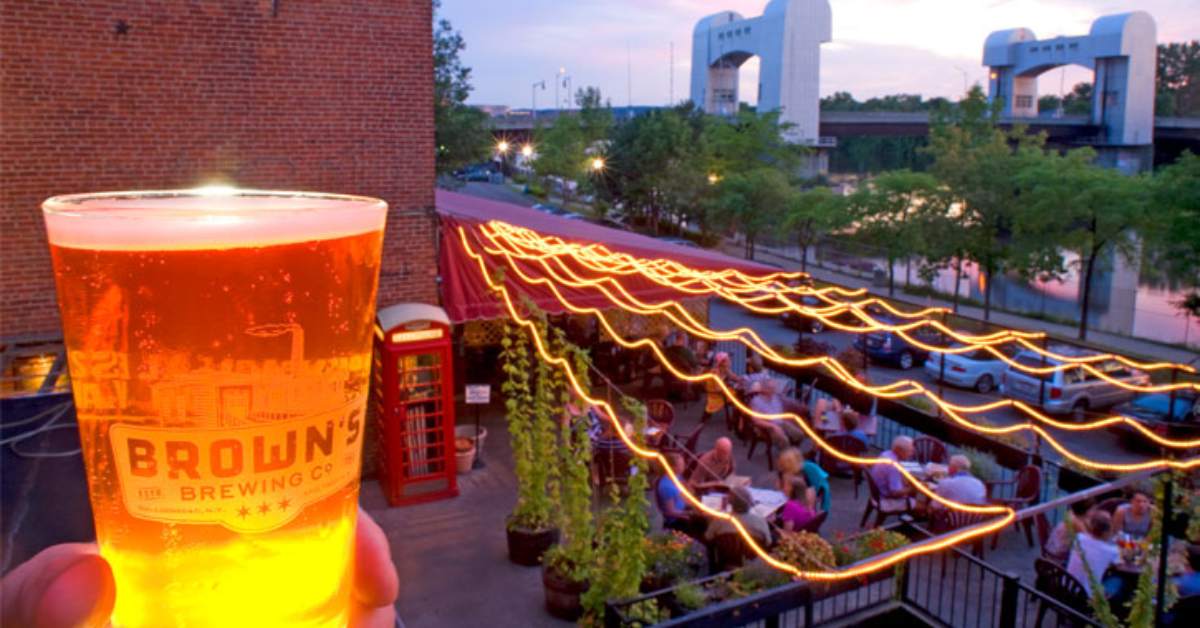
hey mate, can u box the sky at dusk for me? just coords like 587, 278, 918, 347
437, 0, 1199, 109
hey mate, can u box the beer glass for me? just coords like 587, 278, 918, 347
43, 189, 387, 627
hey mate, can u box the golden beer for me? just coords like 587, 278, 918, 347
43, 190, 386, 627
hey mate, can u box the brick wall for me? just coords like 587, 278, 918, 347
1, 0, 437, 338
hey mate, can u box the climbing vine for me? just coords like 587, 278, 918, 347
500, 319, 554, 531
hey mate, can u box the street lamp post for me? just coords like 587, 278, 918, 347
531, 80, 545, 124
555, 68, 565, 113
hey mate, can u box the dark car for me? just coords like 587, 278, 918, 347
1111, 391, 1199, 450
781, 295, 882, 334
531, 203, 569, 216
852, 318, 942, 370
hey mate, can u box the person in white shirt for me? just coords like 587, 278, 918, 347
933, 455, 987, 506
1067, 510, 1123, 599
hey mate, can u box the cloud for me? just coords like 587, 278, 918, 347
439, 0, 1199, 107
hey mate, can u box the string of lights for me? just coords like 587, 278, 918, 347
485, 221, 1199, 387
473, 229, 1200, 452
458, 226, 1019, 580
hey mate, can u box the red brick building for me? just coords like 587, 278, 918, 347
1, 0, 437, 341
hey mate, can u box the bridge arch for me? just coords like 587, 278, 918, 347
983, 12, 1156, 147
690, 0, 830, 144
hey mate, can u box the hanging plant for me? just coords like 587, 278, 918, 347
501, 319, 554, 532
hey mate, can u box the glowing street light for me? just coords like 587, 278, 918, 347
497, 140, 510, 154
707, 173, 721, 185
591, 157, 605, 172
521, 144, 534, 158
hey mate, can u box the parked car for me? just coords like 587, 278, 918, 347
656, 236, 699, 248
531, 203, 568, 216
924, 343, 1019, 394
1111, 390, 1199, 449
453, 163, 494, 182
852, 319, 942, 370
781, 292, 882, 334
1001, 347, 1150, 419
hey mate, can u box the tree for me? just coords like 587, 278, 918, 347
924, 86, 1053, 320
713, 168, 790, 259
1062, 82, 1092, 116
1038, 95, 1062, 116
1156, 41, 1200, 116
532, 112, 586, 200
1016, 148, 1148, 340
705, 109, 805, 178
783, 186, 848, 273
1145, 152, 1200, 318
847, 170, 938, 296
433, 1, 490, 175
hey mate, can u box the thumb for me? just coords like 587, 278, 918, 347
1, 543, 115, 628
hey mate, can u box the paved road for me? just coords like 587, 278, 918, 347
709, 301, 1148, 466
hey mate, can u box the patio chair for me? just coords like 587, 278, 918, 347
820, 434, 867, 498
1036, 514, 1068, 564
744, 421, 775, 472
798, 510, 829, 534
986, 465, 1042, 549
860, 470, 914, 528
646, 399, 675, 430
912, 435, 948, 464
708, 533, 755, 573
1034, 558, 1090, 628
929, 508, 990, 558
1094, 496, 1125, 514
677, 423, 707, 478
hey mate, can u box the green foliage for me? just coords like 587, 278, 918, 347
1013, 146, 1148, 339
713, 167, 792, 259
550, 328, 595, 583
671, 581, 707, 612
958, 447, 1001, 483
500, 321, 555, 531
1145, 152, 1200, 318
726, 561, 792, 598
622, 599, 669, 627
831, 529, 909, 566
433, 1, 489, 174
784, 186, 850, 272
643, 531, 705, 585
847, 169, 940, 295
772, 530, 837, 571
1156, 41, 1200, 117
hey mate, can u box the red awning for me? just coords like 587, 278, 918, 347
435, 189, 777, 323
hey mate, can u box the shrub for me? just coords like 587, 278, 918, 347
959, 447, 1002, 483
772, 530, 837, 572
832, 529, 909, 566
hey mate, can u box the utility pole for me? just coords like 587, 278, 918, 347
669, 41, 675, 105
627, 41, 632, 111
555, 67, 565, 113
531, 80, 545, 124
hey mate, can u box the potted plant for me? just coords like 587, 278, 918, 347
501, 321, 560, 565
641, 531, 706, 593
542, 335, 595, 620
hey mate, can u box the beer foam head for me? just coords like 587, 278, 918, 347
43, 189, 387, 250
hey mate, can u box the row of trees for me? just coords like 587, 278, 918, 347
530, 84, 1199, 341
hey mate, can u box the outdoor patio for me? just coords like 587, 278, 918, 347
374, 373, 1058, 627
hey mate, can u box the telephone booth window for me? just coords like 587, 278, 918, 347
373, 303, 458, 506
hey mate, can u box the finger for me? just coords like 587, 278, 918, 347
0, 543, 115, 628
349, 601, 397, 628
353, 508, 399, 609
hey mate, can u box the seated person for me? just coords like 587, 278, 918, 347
700, 353, 742, 424
933, 455, 987, 506
869, 436, 917, 511
662, 331, 700, 374
1045, 499, 1093, 562
743, 355, 772, 388
776, 447, 832, 514
1067, 510, 1122, 599
688, 437, 736, 491
779, 477, 818, 531
705, 486, 771, 548
657, 453, 702, 538
746, 378, 806, 448
1113, 489, 1153, 539
836, 410, 869, 447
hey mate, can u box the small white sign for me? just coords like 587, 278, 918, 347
465, 384, 491, 404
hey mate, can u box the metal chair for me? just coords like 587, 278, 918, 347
744, 420, 775, 471
1034, 558, 1090, 628
646, 399, 675, 430
709, 533, 755, 573
1036, 514, 1068, 565
912, 435, 948, 464
987, 465, 1042, 549
820, 434, 867, 498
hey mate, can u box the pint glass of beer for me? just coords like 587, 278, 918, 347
43, 189, 387, 627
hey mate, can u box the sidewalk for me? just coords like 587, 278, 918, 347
724, 241, 1200, 365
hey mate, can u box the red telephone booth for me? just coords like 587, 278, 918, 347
373, 303, 458, 506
